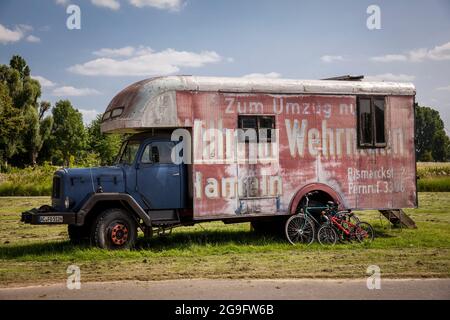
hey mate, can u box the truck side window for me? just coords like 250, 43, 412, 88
141, 142, 174, 164
238, 115, 275, 143
357, 97, 386, 148
119, 140, 140, 164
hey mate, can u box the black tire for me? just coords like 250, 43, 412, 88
92, 208, 137, 249
317, 225, 338, 246
285, 214, 315, 245
68, 224, 90, 244
354, 221, 375, 243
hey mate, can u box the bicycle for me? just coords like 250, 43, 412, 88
285, 191, 336, 245
317, 211, 374, 245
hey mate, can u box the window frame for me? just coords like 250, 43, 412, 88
356, 96, 387, 148
140, 141, 175, 165
237, 115, 275, 143
118, 140, 141, 165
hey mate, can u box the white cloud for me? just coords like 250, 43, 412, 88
55, 0, 70, 5
91, 0, 120, 10
52, 86, 101, 96
32, 75, 56, 87
17, 24, 33, 33
436, 85, 450, 91
68, 46, 223, 76
93, 46, 136, 57
370, 54, 408, 62
364, 73, 415, 82
128, 0, 184, 11
242, 72, 281, 79
320, 55, 344, 63
0, 24, 24, 44
0, 23, 40, 45
26, 35, 41, 43
79, 109, 100, 124
371, 41, 450, 62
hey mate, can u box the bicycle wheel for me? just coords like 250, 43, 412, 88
354, 221, 374, 243
317, 225, 338, 246
285, 214, 315, 245
347, 212, 360, 225
337, 211, 360, 225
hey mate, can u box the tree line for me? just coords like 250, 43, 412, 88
0, 55, 449, 170
0, 55, 121, 170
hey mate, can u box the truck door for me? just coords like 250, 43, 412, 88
136, 141, 182, 209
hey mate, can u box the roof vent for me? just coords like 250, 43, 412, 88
321, 75, 364, 81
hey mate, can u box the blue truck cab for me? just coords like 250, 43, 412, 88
22, 132, 191, 249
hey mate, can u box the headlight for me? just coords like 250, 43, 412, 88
64, 196, 70, 209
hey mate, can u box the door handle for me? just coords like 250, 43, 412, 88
172, 172, 180, 176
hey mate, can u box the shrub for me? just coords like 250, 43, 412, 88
0, 163, 57, 196
418, 177, 450, 192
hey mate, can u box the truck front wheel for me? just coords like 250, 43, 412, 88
92, 208, 137, 249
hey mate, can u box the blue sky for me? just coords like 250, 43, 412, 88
1, 0, 449, 129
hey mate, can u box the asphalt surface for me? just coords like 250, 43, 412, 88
1, 279, 449, 300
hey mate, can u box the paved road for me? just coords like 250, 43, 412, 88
1, 279, 449, 300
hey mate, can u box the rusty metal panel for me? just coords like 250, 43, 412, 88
179, 92, 416, 219
101, 76, 416, 133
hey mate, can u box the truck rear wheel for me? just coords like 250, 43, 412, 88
92, 208, 137, 249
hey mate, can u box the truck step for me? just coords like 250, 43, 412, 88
379, 209, 417, 229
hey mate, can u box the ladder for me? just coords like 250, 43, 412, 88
379, 209, 417, 229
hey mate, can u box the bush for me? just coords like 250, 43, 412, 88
0, 163, 57, 196
418, 177, 450, 192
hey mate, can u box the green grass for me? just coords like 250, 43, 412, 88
418, 177, 450, 192
417, 162, 450, 192
0, 193, 449, 286
0, 165, 57, 196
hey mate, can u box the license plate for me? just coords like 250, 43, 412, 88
39, 215, 64, 223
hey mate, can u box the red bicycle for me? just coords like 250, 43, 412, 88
317, 211, 374, 245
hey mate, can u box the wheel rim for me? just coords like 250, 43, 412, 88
110, 223, 129, 246
286, 215, 314, 245
318, 226, 336, 245
355, 222, 374, 243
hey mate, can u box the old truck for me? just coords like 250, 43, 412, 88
21, 76, 417, 249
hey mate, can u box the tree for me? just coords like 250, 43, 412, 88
0, 55, 52, 166
86, 115, 122, 165
0, 83, 25, 168
23, 101, 54, 165
9, 55, 30, 79
50, 100, 87, 166
415, 104, 450, 161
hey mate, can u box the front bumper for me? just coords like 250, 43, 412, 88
21, 206, 76, 225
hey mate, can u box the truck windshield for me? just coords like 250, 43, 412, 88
117, 140, 141, 165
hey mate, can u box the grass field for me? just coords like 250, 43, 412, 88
417, 162, 450, 191
0, 193, 449, 287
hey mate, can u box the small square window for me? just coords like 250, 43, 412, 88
357, 97, 386, 148
237, 115, 275, 143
